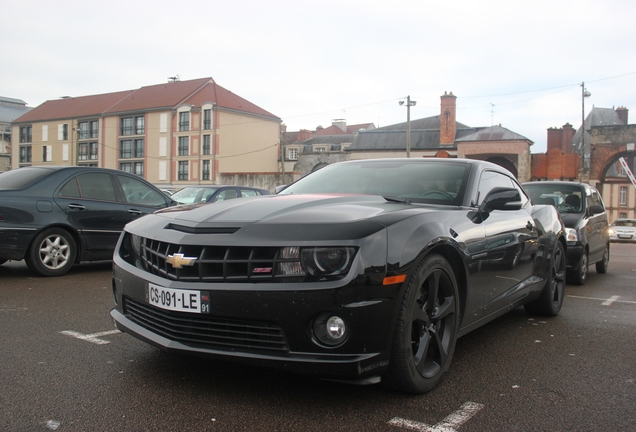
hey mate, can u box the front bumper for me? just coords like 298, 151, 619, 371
565, 243, 583, 270
111, 256, 400, 380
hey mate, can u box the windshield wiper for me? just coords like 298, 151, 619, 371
383, 196, 412, 205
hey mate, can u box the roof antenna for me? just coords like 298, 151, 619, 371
168, 74, 180, 82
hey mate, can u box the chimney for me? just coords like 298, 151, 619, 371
440, 91, 457, 146
332, 119, 346, 132
547, 127, 561, 152
616, 106, 628, 125
562, 123, 575, 153
297, 129, 312, 141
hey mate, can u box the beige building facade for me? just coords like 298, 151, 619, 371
12, 78, 281, 189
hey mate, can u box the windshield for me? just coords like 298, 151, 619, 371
280, 160, 470, 205
171, 187, 220, 204
524, 184, 583, 213
613, 219, 636, 227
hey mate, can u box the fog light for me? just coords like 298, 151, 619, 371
313, 314, 347, 347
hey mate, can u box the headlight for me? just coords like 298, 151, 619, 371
131, 234, 143, 256
277, 246, 356, 279
565, 228, 578, 242
301, 247, 356, 276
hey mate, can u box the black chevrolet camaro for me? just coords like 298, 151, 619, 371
111, 158, 566, 393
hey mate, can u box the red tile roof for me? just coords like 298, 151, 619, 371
14, 77, 279, 123
14, 90, 133, 122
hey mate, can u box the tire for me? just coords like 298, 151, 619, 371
26, 228, 77, 277
569, 250, 588, 285
383, 254, 460, 394
524, 241, 566, 316
595, 244, 609, 274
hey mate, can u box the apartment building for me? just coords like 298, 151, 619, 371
12, 78, 281, 188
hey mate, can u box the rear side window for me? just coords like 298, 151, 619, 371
59, 173, 117, 201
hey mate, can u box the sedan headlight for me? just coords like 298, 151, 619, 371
565, 228, 578, 242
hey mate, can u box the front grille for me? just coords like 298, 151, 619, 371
124, 297, 289, 354
139, 238, 298, 283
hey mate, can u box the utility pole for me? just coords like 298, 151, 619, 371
399, 96, 416, 158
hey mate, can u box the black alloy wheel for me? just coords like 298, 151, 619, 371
524, 241, 566, 316
384, 254, 460, 394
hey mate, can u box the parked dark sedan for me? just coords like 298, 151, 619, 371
111, 158, 566, 393
0, 166, 175, 276
523, 181, 609, 285
170, 185, 271, 205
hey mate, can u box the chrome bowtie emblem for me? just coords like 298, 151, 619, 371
166, 253, 197, 269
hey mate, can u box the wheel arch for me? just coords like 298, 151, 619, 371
427, 244, 468, 323
26, 224, 83, 264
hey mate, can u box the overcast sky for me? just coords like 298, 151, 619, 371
2, 0, 635, 153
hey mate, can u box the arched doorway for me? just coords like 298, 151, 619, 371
485, 156, 518, 178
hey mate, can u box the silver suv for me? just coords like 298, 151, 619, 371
523, 181, 609, 285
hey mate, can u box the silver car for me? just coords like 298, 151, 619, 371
609, 218, 636, 242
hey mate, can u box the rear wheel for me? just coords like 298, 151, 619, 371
569, 250, 587, 285
26, 228, 77, 277
383, 254, 460, 394
595, 244, 609, 274
525, 241, 565, 316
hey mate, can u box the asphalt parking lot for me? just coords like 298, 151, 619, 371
1, 243, 635, 431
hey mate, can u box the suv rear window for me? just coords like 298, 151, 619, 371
0, 167, 53, 190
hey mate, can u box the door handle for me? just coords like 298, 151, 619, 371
128, 209, 143, 215
68, 204, 86, 210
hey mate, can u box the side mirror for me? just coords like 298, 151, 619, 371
588, 204, 604, 215
480, 187, 522, 212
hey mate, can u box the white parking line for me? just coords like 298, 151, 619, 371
601, 295, 621, 306
567, 295, 636, 305
388, 402, 484, 432
60, 329, 121, 345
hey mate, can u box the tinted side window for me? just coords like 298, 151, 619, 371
117, 175, 167, 207
477, 170, 516, 205
59, 178, 81, 198
78, 173, 117, 201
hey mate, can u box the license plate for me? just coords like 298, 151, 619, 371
618, 234, 633, 239
147, 283, 210, 314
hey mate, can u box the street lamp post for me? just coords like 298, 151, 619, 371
580, 82, 591, 181
399, 96, 416, 158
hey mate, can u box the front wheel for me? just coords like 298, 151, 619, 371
524, 241, 566, 316
383, 254, 460, 394
569, 250, 587, 285
26, 228, 77, 277
595, 244, 609, 274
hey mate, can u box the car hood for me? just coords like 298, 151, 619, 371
154, 194, 425, 225
559, 211, 584, 229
